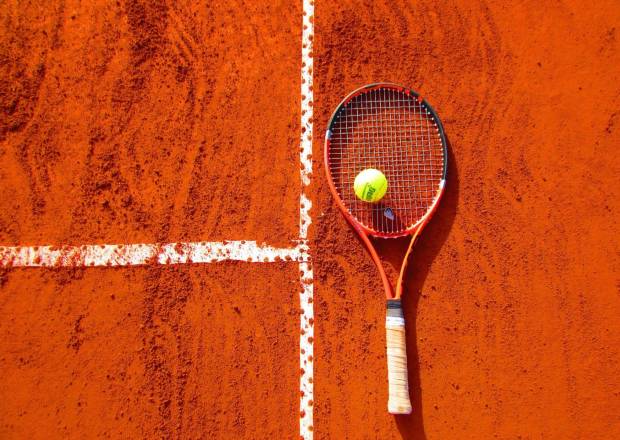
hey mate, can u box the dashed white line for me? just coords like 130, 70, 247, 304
299, 0, 315, 438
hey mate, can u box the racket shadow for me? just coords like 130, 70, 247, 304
375, 139, 458, 439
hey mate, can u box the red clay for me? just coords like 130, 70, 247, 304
0, 0, 301, 248
313, 0, 619, 439
1, 0, 619, 439
0, 264, 299, 438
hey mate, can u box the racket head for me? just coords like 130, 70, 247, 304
324, 83, 447, 238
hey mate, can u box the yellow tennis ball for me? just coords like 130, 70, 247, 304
354, 168, 388, 202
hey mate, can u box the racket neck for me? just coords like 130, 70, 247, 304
395, 228, 421, 298
356, 225, 394, 298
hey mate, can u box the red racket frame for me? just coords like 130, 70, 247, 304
324, 83, 447, 300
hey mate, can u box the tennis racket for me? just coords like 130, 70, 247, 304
324, 83, 447, 414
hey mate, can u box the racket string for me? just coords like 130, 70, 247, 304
328, 87, 445, 235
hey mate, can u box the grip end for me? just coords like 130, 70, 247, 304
388, 401, 413, 415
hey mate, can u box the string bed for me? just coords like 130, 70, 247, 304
328, 88, 445, 235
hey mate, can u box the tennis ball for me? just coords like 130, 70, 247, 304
354, 168, 388, 202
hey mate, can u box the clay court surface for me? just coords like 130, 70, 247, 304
1, 0, 619, 439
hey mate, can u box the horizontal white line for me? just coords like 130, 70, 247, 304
0, 240, 310, 267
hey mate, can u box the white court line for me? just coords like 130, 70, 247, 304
0, 241, 309, 267
298, 0, 315, 438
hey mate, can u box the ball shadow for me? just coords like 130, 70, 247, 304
372, 139, 458, 439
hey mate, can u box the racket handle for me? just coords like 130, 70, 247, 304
386, 299, 412, 414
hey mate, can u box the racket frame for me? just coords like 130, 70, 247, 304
324, 82, 448, 299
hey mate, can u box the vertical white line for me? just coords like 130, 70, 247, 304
299, 0, 314, 438
299, 260, 314, 438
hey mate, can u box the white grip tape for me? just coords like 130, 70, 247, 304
386, 301, 412, 414
386, 316, 405, 328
